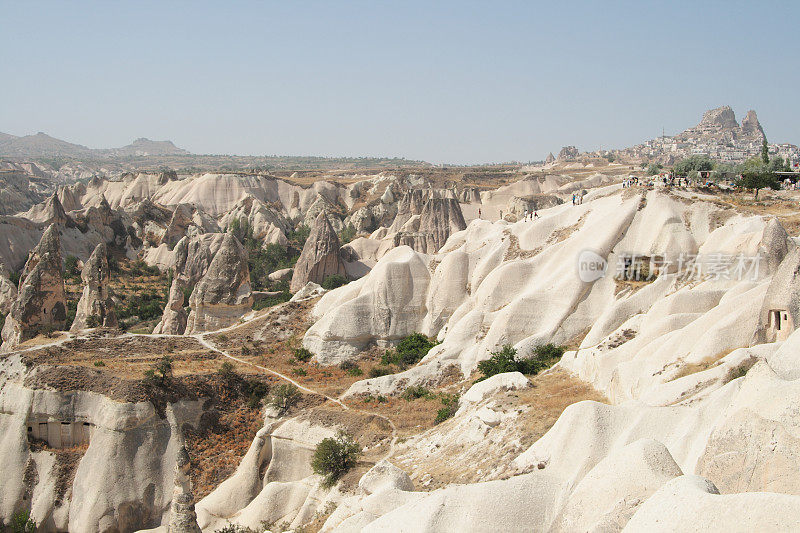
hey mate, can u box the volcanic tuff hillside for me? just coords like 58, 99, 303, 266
3, 159, 800, 531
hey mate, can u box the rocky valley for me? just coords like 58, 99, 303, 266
1, 142, 800, 533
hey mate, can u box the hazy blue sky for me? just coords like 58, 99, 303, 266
2, 1, 797, 164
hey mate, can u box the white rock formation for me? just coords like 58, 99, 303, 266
290, 211, 346, 293
1, 224, 66, 350
71, 242, 117, 331
185, 234, 253, 334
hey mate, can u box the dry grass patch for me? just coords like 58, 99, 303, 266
670, 351, 731, 381
391, 369, 607, 490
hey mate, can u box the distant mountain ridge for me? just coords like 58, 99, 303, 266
0, 131, 190, 158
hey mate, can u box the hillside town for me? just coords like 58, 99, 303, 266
552, 106, 800, 169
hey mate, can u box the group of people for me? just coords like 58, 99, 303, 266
622, 176, 639, 188
572, 192, 584, 205
522, 209, 539, 221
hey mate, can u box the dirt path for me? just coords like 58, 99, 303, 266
3, 306, 399, 460
195, 332, 398, 460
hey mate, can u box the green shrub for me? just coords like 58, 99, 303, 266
293, 367, 307, 376
9, 270, 21, 286
476, 344, 564, 381
252, 290, 291, 310
242, 379, 269, 408
722, 357, 758, 384
294, 347, 314, 362
377, 395, 387, 403
64, 255, 80, 279
401, 385, 432, 400
270, 383, 300, 412
64, 299, 79, 330
321, 274, 348, 290
369, 365, 393, 378
338, 360, 363, 376
339, 224, 357, 244
218, 361, 236, 381
213, 524, 258, 533
434, 393, 459, 424
311, 432, 361, 486
381, 333, 437, 368
93, 360, 105, 367
9, 508, 37, 533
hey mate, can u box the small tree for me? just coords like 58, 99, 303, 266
737, 158, 780, 199
762, 138, 770, 164
144, 355, 173, 387
269, 383, 300, 413
646, 163, 663, 176
311, 432, 361, 486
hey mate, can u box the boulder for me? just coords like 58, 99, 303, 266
359, 460, 414, 495
554, 439, 683, 532
622, 475, 800, 532
70, 243, 117, 331
185, 234, 253, 333
461, 372, 532, 404
290, 212, 346, 293
1, 224, 66, 349
268, 268, 293, 282
290, 282, 326, 302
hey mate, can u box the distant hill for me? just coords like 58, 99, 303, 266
0, 131, 190, 159
0, 130, 429, 170
0, 132, 96, 158
103, 138, 189, 157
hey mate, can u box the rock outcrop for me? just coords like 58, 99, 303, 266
392, 197, 467, 254
70, 243, 117, 332
389, 190, 429, 233
545, 152, 556, 165
558, 146, 579, 161
1, 224, 66, 349
417, 197, 467, 253
168, 445, 202, 533
24, 192, 73, 226
741, 109, 765, 137
154, 279, 189, 335
185, 234, 253, 333
0, 263, 18, 315
290, 212, 346, 293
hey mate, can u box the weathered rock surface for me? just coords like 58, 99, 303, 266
416, 197, 467, 253
1, 224, 66, 349
0, 263, 18, 315
167, 445, 202, 533
161, 203, 219, 249
185, 234, 253, 333
71, 243, 117, 331
290, 212, 346, 293
268, 267, 293, 282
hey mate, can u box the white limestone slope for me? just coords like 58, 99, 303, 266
305, 188, 786, 402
